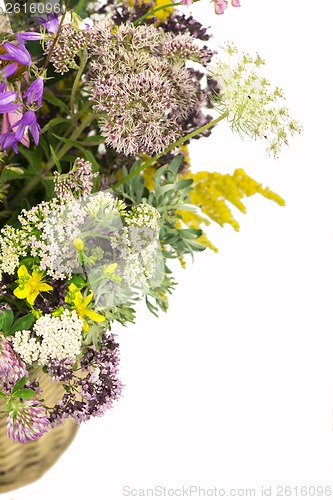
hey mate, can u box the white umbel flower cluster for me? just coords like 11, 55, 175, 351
210, 43, 302, 157
12, 310, 83, 366
122, 204, 161, 286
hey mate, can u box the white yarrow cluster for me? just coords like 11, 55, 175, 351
12, 310, 83, 366
0, 227, 27, 278
18, 198, 85, 279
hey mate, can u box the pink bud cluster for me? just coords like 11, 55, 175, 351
180, 0, 240, 15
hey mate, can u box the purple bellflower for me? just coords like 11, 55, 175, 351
0, 132, 19, 154
35, 13, 60, 34
12, 110, 41, 145
0, 36, 31, 66
0, 91, 20, 114
0, 63, 18, 79
23, 77, 44, 107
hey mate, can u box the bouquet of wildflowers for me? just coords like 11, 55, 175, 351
0, 0, 301, 444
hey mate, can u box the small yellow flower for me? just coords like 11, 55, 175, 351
13, 265, 53, 306
73, 238, 84, 252
65, 283, 105, 332
104, 263, 118, 275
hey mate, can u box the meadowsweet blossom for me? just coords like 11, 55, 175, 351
13, 309, 84, 365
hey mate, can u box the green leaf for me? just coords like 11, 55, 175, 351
178, 228, 202, 239
0, 165, 24, 181
42, 117, 72, 133
14, 388, 35, 399
0, 307, 14, 335
11, 377, 27, 395
52, 133, 82, 149
49, 144, 62, 173
43, 93, 70, 114
80, 148, 102, 174
69, 276, 85, 289
176, 178, 193, 190
0, 392, 7, 399
9, 313, 35, 336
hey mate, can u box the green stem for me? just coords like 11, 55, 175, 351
133, 0, 201, 25
46, 115, 94, 170
41, 5, 68, 72
13, 115, 95, 203
113, 111, 228, 188
70, 50, 88, 117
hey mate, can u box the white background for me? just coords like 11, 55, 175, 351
2, 0, 333, 499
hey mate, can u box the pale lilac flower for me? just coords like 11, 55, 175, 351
6, 400, 50, 443
232, 0, 241, 6
23, 77, 44, 107
13, 110, 41, 145
180, 0, 194, 4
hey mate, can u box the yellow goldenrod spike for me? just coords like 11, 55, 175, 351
179, 168, 284, 252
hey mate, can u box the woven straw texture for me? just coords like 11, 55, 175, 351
0, 372, 78, 493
